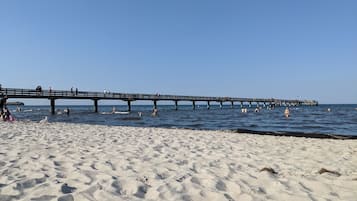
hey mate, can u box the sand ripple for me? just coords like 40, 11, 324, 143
0, 121, 356, 200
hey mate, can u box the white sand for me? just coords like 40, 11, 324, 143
0, 121, 356, 201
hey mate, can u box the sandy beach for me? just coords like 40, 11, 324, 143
0, 121, 356, 201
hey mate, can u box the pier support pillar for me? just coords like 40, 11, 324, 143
231, 101, 234, 108
153, 100, 157, 110
93, 99, 98, 113
127, 100, 131, 112
174, 100, 178, 110
50, 98, 55, 115
220, 101, 223, 109
207, 101, 210, 110
192, 101, 196, 110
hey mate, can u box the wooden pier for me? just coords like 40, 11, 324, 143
0, 87, 318, 114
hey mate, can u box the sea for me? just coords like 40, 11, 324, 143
6, 104, 357, 137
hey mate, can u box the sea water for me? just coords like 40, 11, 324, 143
7, 104, 357, 136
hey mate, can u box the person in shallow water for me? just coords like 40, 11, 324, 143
284, 107, 290, 118
64, 107, 70, 116
152, 108, 158, 117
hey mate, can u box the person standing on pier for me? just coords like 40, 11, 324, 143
36, 85, 42, 95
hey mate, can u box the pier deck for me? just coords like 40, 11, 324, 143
0, 87, 318, 114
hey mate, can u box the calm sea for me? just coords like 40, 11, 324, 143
6, 104, 357, 136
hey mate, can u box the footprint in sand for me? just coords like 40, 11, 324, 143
216, 180, 227, 191
111, 179, 123, 195
134, 185, 148, 198
30, 195, 56, 201
58, 194, 74, 201
61, 183, 77, 194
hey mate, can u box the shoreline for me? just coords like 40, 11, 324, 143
1, 121, 357, 200
15, 119, 357, 139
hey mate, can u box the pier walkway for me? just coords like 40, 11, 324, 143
0, 87, 318, 114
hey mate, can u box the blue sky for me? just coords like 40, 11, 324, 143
1, 0, 356, 104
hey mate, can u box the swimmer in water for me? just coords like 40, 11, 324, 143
152, 108, 158, 117
284, 107, 290, 118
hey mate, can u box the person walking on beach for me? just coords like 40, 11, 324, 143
75, 88, 78, 95
0, 96, 8, 112
0, 96, 14, 121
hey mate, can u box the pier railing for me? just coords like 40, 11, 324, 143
0, 87, 316, 103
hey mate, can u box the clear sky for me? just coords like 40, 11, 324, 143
1, 0, 356, 104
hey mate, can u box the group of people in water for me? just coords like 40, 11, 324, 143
240, 105, 291, 118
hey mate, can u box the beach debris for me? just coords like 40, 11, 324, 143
90, 163, 98, 170
318, 168, 341, 177
137, 175, 150, 185
260, 167, 278, 174
105, 160, 116, 171
176, 173, 192, 183
61, 183, 77, 194
224, 193, 235, 201
156, 172, 169, 180
39, 116, 48, 124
